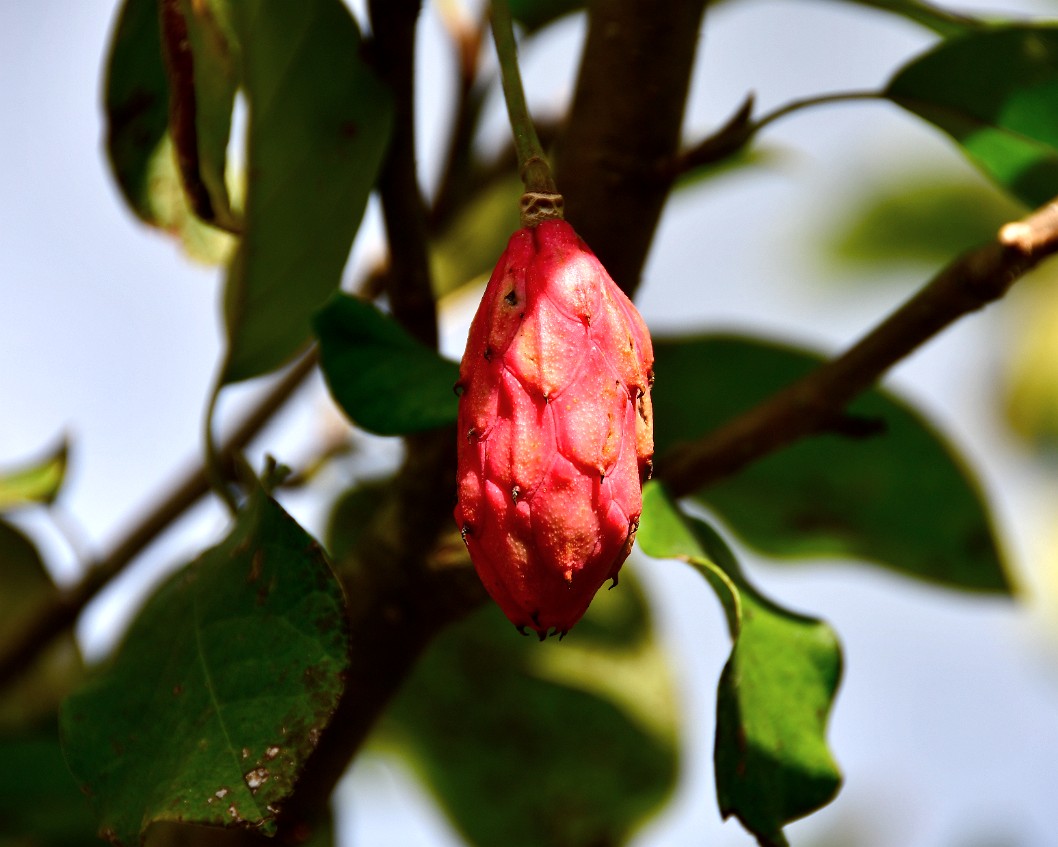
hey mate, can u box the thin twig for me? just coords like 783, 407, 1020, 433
0, 349, 319, 693
675, 89, 883, 176
656, 198, 1058, 498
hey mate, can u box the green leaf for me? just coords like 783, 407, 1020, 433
887, 25, 1058, 208
0, 726, 97, 847
0, 520, 83, 730
823, 173, 1024, 273
159, 0, 241, 233
652, 334, 1010, 592
103, 0, 235, 262
0, 439, 67, 510
221, 0, 393, 383
378, 572, 677, 847
429, 176, 521, 298
508, 0, 584, 32
60, 488, 349, 846
638, 483, 842, 846
818, 0, 981, 37
315, 294, 460, 435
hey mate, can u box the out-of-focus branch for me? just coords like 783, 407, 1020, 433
429, 3, 488, 230
0, 349, 319, 694
557, 0, 708, 296
656, 198, 1058, 498
368, 0, 438, 349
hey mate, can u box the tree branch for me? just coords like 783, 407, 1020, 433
655, 198, 1058, 498
556, 0, 708, 296
0, 349, 319, 694
368, 0, 438, 349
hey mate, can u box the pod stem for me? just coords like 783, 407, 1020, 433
489, 0, 563, 225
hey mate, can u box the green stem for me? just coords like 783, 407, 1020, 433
750, 89, 884, 134
204, 375, 238, 515
489, 0, 556, 196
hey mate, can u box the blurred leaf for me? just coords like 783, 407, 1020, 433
221, 0, 393, 383
378, 572, 677, 847
0, 725, 97, 847
325, 478, 391, 564
104, 0, 170, 220
315, 294, 460, 435
508, 0, 584, 32
887, 26, 1058, 208
824, 174, 1023, 272
638, 483, 842, 847
61, 487, 348, 846
0, 520, 83, 730
430, 176, 521, 298
653, 334, 1010, 592
819, 0, 981, 37
0, 439, 67, 510
104, 0, 236, 262
1002, 269, 1058, 449
674, 144, 784, 195
159, 0, 241, 232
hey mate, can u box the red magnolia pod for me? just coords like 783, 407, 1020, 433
454, 218, 654, 638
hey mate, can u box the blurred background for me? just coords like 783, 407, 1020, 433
3, 0, 1058, 845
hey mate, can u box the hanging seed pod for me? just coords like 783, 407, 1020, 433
454, 218, 653, 638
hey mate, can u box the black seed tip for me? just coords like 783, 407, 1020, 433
453, 382, 465, 397
483, 347, 493, 362
503, 290, 518, 306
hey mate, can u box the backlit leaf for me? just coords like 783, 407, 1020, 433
0, 439, 67, 510
61, 487, 348, 846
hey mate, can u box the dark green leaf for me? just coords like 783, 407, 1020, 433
0, 519, 82, 729
887, 26, 1058, 207
315, 294, 460, 435
818, 0, 981, 37
0, 726, 97, 847
103, 0, 235, 262
652, 334, 1010, 592
221, 0, 393, 383
508, 0, 584, 32
325, 478, 391, 564
638, 483, 842, 846
60, 488, 348, 846
378, 572, 677, 847
0, 439, 67, 509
